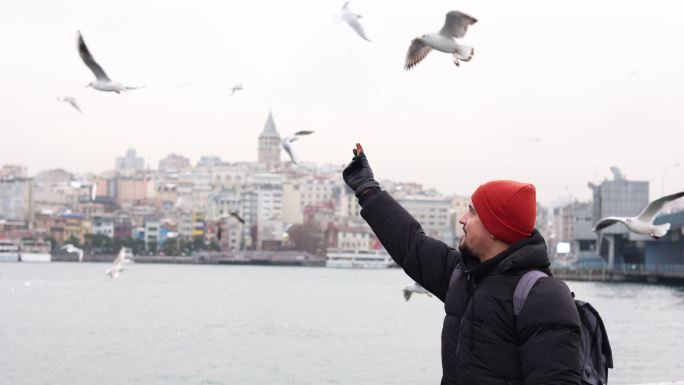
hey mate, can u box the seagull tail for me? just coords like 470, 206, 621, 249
653, 223, 671, 238
125, 85, 146, 91
453, 45, 474, 63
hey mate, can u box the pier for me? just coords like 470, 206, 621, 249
552, 264, 684, 285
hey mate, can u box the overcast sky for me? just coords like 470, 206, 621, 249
1, 0, 683, 206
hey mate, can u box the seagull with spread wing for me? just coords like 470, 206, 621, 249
57, 96, 82, 113
282, 131, 314, 164
593, 191, 684, 239
403, 282, 432, 301
77, 31, 143, 93
105, 247, 127, 279
229, 210, 246, 224
405, 11, 477, 70
61, 244, 84, 262
230, 83, 243, 97
341, 2, 371, 42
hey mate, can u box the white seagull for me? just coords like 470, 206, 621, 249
77, 31, 143, 93
61, 244, 84, 262
57, 96, 82, 113
405, 11, 477, 70
593, 191, 684, 239
105, 247, 127, 279
341, 2, 371, 42
281, 130, 315, 164
403, 282, 432, 301
230, 83, 243, 97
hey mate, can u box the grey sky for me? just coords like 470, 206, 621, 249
1, 0, 683, 206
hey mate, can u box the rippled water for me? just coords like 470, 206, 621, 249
1, 263, 682, 385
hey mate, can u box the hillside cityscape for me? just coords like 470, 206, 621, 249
1, 112, 683, 271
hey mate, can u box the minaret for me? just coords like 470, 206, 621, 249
258, 111, 281, 171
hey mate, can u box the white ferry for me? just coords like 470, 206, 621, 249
19, 240, 52, 263
326, 249, 396, 268
0, 239, 20, 262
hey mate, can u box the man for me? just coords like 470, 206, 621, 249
343, 143, 581, 385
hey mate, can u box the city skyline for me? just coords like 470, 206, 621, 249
1, 0, 683, 206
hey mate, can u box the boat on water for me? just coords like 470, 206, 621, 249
19, 240, 52, 262
0, 239, 20, 262
326, 249, 396, 268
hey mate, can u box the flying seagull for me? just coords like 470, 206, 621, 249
61, 244, 84, 262
403, 282, 432, 301
282, 130, 315, 164
405, 11, 477, 70
77, 31, 143, 93
57, 96, 82, 113
230, 83, 243, 97
105, 247, 126, 279
229, 210, 246, 224
593, 191, 684, 239
219, 210, 246, 224
341, 2, 371, 42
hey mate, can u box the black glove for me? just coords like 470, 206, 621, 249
343, 144, 380, 195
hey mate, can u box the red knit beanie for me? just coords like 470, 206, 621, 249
470, 180, 536, 244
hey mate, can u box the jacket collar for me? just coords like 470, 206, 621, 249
461, 230, 550, 280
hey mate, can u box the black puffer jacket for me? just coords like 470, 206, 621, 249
360, 190, 581, 385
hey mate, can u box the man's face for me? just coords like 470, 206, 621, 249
458, 204, 492, 259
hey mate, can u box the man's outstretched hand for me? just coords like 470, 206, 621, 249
343, 143, 380, 195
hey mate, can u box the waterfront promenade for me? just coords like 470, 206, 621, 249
552, 264, 684, 285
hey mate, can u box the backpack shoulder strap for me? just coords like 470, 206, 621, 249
513, 270, 548, 316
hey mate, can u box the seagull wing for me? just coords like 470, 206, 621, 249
345, 17, 371, 41
294, 130, 315, 136
284, 143, 297, 164
77, 32, 110, 81
229, 211, 246, 224
592, 217, 626, 231
67, 98, 82, 113
403, 289, 411, 301
112, 248, 126, 267
405, 38, 432, 70
636, 191, 684, 223
282, 135, 296, 144
440, 11, 478, 38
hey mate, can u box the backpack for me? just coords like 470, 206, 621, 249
449, 268, 614, 385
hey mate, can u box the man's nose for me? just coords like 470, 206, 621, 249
458, 214, 467, 225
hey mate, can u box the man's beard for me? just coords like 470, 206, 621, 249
458, 239, 479, 262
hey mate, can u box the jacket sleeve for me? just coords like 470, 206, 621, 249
360, 190, 461, 301
516, 278, 582, 385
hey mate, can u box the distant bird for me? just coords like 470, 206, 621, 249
592, 191, 684, 239
57, 96, 82, 113
340, 2, 371, 42
403, 282, 432, 301
61, 244, 84, 262
526, 137, 542, 143
105, 247, 126, 279
230, 83, 243, 97
77, 31, 143, 93
282, 130, 315, 164
229, 210, 246, 224
405, 11, 477, 70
